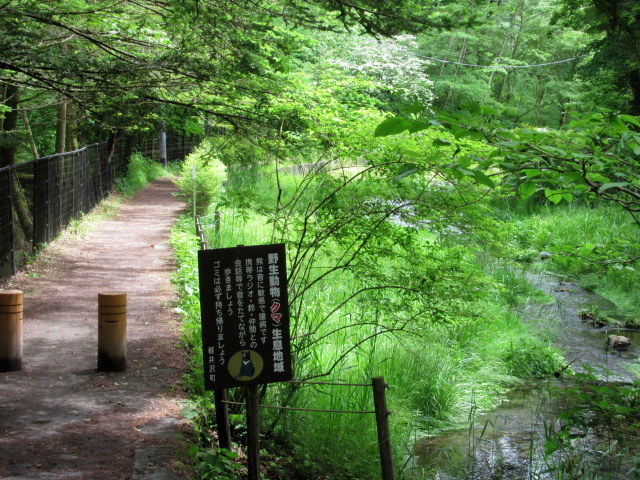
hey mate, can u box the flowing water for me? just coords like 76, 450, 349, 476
414, 269, 639, 480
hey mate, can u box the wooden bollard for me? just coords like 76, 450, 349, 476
0, 290, 23, 372
97, 292, 127, 372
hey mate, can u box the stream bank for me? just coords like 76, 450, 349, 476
415, 268, 639, 480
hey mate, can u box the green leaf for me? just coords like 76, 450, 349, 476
619, 115, 640, 128
456, 167, 475, 176
461, 102, 482, 115
598, 182, 629, 193
499, 162, 516, 170
589, 173, 611, 183
473, 170, 496, 188
545, 440, 560, 456
480, 105, 498, 116
545, 189, 564, 204
374, 117, 411, 137
609, 115, 628, 134
523, 169, 543, 178
402, 103, 425, 115
399, 149, 422, 158
433, 138, 453, 147
448, 168, 464, 181
563, 171, 586, 185
408, 120, 430, 133
519, 181, 537, 197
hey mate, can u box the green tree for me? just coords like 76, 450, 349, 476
418, 0, 591, 126
377, 107, 640, 235
553, 0, 640, 114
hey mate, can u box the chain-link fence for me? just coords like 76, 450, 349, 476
0, 133, 198, 282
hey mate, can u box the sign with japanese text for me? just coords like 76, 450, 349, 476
198, 243, 292, 389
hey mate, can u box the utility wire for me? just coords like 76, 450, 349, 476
414, 53, 588, 69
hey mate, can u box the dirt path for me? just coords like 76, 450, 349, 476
0, 178, 192, 480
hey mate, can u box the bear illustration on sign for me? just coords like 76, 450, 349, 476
237, 350, 255, 379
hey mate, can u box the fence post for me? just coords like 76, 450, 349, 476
195, 217, 205, 248
46, 158, 51, 242
79, 149, 85, 212
72, 153, 77, 218
57, 156, 62, 235
214, 210, 221, 246
195, 217, 232, 449
159, 129, 167, 168
372, 377, 395, 480
97, 146, 104, 200
32, 160, 40, 250
192, 163, 197, 220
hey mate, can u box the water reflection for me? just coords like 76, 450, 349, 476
414, 271, 638, 479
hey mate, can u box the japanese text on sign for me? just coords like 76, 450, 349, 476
198, 243, 292, 389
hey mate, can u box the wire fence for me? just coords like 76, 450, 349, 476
0, 131, 199, 283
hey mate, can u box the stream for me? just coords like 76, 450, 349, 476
414, 269, 639, 480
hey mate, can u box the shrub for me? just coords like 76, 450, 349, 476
175, 139, 227, 215
115, 153, 166, 195
502, 338, 565, 379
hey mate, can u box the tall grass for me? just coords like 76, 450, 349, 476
170, 163, 566, 479
114, 152, 167, 195
495, 198, 640, 319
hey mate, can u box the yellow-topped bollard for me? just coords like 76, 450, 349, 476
97, 292, 127, 372
0, 290, 23, 372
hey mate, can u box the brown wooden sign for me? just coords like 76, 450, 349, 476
198, 243, 292, 389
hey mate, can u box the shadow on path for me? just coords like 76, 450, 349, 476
0, 178, 190, 480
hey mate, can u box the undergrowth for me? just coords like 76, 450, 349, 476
115, 152, 169, 196
169, 160, 563, 479
494, 197, 640, 322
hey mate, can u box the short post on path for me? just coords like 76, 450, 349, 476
0, 290, 23, 372
97, 291, 127, 372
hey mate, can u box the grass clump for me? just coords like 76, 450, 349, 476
496, 201, 640, 322
115, 152, 166, 195
174, 139, 227, 216
502, 338, 565, 379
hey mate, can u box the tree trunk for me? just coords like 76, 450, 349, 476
65, 102, 79, 151
0, 83, 7, 132
438, 37, 455, 78
20, 108, 39, 159
0, 84, 33, 240
440, 36, 468, 109
0, 84, 19, 168
534, 83, 545, 125
627, 70, 640, 116
496, 0, 526, 104
486, 32, 509, 96
496, 34, 521, 103
55, 98, 67, 154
